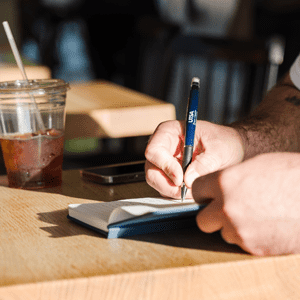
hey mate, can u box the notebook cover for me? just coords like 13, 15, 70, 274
67, 204, 203, 239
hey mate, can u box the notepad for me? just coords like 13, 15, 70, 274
67, 197, 205, 239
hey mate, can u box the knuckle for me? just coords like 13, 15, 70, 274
196, 155, 221, 174
144, 144, 156, 161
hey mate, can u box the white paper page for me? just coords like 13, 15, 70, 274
68, 202, 123, 231
108, 198, 195, 224
68, 198, 195, 231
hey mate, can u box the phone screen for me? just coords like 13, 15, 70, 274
80, 161, 145, 184
87, 162, 145, 176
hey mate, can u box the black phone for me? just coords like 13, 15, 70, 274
80, 161, 146, 185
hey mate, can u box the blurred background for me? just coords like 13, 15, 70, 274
0, 0, 299, 173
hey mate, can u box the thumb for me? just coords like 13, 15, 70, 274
184, 152, 224, 187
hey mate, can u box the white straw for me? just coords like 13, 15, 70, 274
0, 110, 7, 135
2, 21, 45, 132
3, 21, 28, 81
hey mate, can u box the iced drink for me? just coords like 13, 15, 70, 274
0, 79, 69, 189
1, 129, 64, 189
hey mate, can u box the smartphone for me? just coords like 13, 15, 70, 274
80, 161, 146, 185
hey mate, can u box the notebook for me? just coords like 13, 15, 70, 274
67, 197, 205, 239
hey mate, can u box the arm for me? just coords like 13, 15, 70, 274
231, 72, 300, 160
145, 55, 300, 199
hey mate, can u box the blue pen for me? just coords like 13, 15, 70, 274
181, 77, 200, 201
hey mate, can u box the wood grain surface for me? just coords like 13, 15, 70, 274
1, 170, 299, 299
0, 170, 250, 287
1, 254, 300, 299
65, 81, 176, 139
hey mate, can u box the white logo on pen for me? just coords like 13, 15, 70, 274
188, 111, 197, 124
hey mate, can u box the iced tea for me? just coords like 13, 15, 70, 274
1, 129, 64, 189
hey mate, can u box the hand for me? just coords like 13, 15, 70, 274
145, 120, 244, 199
192, 152, 300, 256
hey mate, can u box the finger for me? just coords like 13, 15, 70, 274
184, 152, 223, 187
145, 121, 184, 186
196, 199, 223, 233
158, 188, 193, 200
220, 227, 238, 245
145, 161, 182, 199
184, 127, 244, 187
192, 171, 222, 203
145, 161, 193, 199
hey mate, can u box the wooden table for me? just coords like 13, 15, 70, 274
0, 170, 299, 299
65, 81, 176, 140
0, 63, 176, 140
0, 63, 51, 82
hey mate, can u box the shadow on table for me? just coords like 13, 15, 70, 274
37, 208, 245, 255
130, 227, 245, 254
38, 209, 104, 239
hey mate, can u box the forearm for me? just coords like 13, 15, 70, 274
230, 73, 300, 160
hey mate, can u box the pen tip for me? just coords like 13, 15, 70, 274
181, 184, 187, 202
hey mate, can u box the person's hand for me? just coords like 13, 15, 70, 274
192, 152, 300, 256
145, 120, 244, 199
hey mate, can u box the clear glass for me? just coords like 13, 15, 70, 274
0, 79, 69, 189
